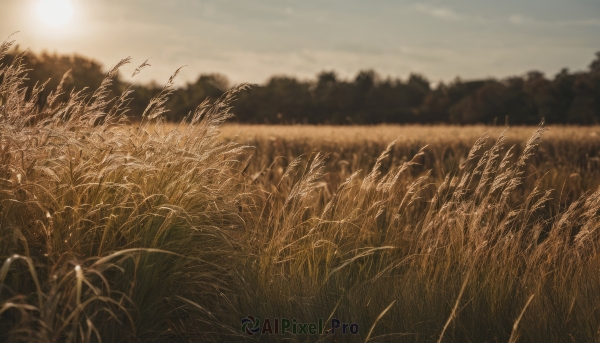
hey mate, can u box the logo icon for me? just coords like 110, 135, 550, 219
241, 315, 260, 335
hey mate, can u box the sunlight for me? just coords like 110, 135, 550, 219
36, 0, 74, 28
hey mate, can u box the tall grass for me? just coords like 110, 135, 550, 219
239, 124, 600, 342
220, 124, 600, 204
2, 38, 600, 342
0, 39, 250, 342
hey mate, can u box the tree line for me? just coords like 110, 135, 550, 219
4, 47, 600, 125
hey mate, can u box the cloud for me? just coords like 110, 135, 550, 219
555, 19, 600, 27
508, 14, 531, 25
413, 4, 462, 21
509, 14, 600, 27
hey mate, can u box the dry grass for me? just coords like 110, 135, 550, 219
220, 124, 600, 206
2, 38, 600, 342
0, 41, 250, 342
236, 124, 600, 343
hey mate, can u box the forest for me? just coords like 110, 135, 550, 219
4, 48, 600, 125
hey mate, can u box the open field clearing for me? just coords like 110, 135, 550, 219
3, 41, 600, 342
220, 124, 600, 205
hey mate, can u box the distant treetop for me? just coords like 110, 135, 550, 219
4, 48, 600, 125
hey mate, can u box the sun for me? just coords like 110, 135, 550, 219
36, 0, 74, 28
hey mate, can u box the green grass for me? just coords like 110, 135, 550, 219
2, 38, 600, 342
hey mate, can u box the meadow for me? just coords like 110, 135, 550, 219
220, 124, 600, 204
3, 39, 600, 342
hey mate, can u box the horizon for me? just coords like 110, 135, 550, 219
7, 44, 600, 88
2, 0, 600, 86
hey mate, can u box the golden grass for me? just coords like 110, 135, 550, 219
3, 38, 600, 342
220, 124, 600, 205
220, 124, 600, 144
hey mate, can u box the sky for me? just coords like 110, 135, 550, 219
2, 0, 600, 86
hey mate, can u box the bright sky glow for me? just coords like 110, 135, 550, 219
36, 0, 74, 28
1, 0, 599, 86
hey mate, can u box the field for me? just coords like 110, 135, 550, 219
3, 43, 600, 343
220, 125, 600, 205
